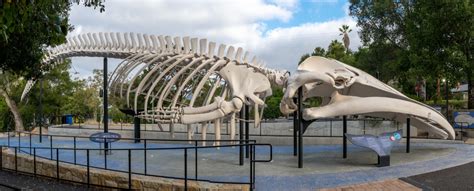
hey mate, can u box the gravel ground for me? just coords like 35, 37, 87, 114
402, 161, 474, 191
0, 170, 103, 191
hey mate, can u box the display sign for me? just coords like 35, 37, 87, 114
454, 111, 474, 128
89, 132, 121, 143
345, 130, 403, 156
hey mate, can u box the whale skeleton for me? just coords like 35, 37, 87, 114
20, 33, 454, 146
20, 32, 288, 145
280, 56, 455, 140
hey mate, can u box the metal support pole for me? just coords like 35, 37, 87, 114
245, 103, 250, 159
406, 117, 410, 153
103, 57, 109, 153
343, 116, 347, 158
39, 78, 43, 143
194, 141, 198, 179
73, 137, 77, 165
184, 148, 188, 191
134, 116, 141, 143
293, 98, 298, 156
239, 108, 244, 165
445, 81, 449, 120
87, 149, 90, 187
144, 139, 147, 175
297, 87, 303, 168
128, 149, 132, 190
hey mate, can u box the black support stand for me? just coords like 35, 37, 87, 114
245, 104, 250, 159
103, 57, 109, 152
134, 117, 141, 143
343, 115, 347, 158
239, 108, 244, 165
377, 155, 390, 167
297, 88, 303, 168
293, 97, 298, 156
406, 117, 410, 153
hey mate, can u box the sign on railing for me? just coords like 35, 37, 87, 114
454, 111, 474, 128
89, 132, 121, 143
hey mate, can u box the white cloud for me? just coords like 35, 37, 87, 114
68, 0, 361, 79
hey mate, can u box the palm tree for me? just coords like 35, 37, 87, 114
339, 25, 352, 52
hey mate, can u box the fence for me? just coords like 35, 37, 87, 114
51, 117, 468, 141
0, 131, 272, 190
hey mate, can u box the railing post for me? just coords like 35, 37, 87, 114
104, 143, 108, 169
144, 139, 147, 175
406, 117, 411, 153
293, 97, 297, 156
343, 116, 347, 159
56, 148, 59, 180
195, 140, 198, 180
184, 148, 188, 191
18, 131, 21, 148
73, 137, 77, 165
50, 136, 53, 159
87, 149, 90, 187
33, 148, 36, 176
14, 147, 17, 172
330, 120, 333, 137
7, 130, 10, 147
252, 144, 256, 190
239, 108, 244, 166
128, 149, 132, 190
29, 132, 32, 154
0, 146, 2, 170
245, 104, 250, 158
249, 144, 253, 190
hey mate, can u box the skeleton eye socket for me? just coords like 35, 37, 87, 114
334, 79, 345, 86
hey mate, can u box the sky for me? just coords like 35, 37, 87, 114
68, 0, 361, 79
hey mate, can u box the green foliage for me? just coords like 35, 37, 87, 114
298, 53, 310, 65
0, 0, 105, 77
0, 60, 102, 130
299, 40, 356, 66
263, 87, 283, 119
350, 0, 473, 108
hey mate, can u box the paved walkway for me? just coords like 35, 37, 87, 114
0, 170, 91, 191
402, 161, 474, 191
320, 179, 421, 191
0, 136, 472, 190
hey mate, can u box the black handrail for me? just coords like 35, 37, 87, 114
47, 117, 445, 139
0, 132, 272, 190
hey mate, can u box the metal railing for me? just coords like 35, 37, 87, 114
50, 117, 462, 139
0, 131, 272, 190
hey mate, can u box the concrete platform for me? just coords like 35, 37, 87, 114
0, 134, 471, 191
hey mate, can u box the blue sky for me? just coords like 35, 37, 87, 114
265, 0, 349, 30
68, 0, 360, 79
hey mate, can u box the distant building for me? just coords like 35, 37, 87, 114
451, 84, 468, 100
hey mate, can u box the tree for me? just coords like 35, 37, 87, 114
339, 24, 352, 51
263, 87, 283, 119
298, 53, 310, 65
0, 73, 25, 131
405, 0, 473, 108
350, 0, 473, 108
326, 40, 347, 61
311, 47, 326, 56
0, 0, 105, 131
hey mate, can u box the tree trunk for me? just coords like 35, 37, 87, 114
0, 89, 24, 132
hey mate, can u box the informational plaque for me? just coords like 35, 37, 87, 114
345, 130, 402, 157
89, 132, 121, 143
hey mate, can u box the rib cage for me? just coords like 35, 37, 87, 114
22, 32, 287, 125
